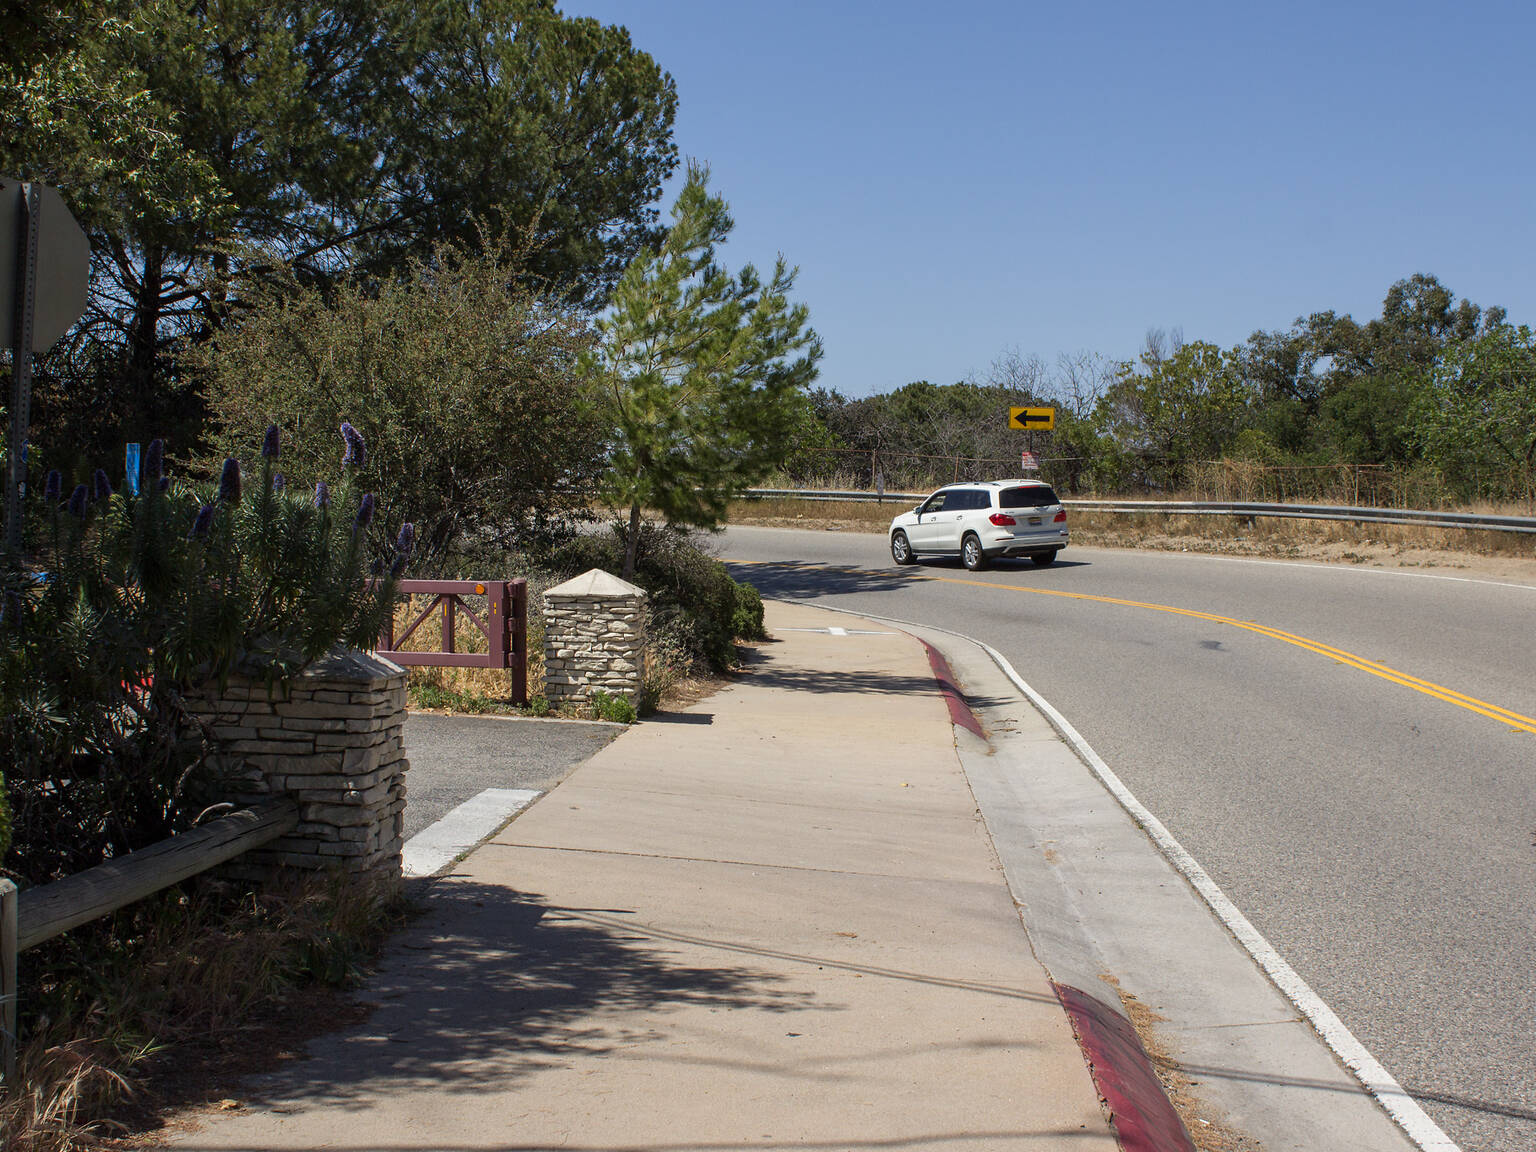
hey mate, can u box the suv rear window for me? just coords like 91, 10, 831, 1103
999, 486, 1059, 508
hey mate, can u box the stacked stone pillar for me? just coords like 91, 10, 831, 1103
182, 650, 410, 884
543, 569, 647, 708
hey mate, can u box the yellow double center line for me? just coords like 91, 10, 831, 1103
734, 561, 1536, 735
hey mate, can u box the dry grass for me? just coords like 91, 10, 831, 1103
0, 874, 401, 1152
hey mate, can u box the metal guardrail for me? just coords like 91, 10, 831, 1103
743, 489, 1536, 535
0, 799, 299, 1080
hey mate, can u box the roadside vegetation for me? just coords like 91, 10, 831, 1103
778, 274, 1536, 513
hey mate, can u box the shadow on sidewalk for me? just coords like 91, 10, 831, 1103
230, 880, 817, 1110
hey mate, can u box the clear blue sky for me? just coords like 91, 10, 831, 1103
569, 1, 1536, 398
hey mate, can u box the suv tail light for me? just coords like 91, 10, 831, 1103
988, 512, 1016, 526
1053, 510, 1067, 522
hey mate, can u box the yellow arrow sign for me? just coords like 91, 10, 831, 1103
1009, 406, 1055, 430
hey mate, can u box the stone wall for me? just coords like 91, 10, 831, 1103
182, 650, 409, 883
543, 568, 647, 708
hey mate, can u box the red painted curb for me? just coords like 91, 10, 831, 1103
919, 642, 986, 737
1053, 983, 1196, 1152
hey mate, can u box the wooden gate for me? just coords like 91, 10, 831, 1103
377, 579, 527, 704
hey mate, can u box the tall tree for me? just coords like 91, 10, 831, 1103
2, 0, 676, 464
584, 165, 821, 579
1412, 323, 1536, 500
1093, 341, 1255, 488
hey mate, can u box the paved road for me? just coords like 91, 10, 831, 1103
401, 714, 622, 841
717, 525, 1536, 1152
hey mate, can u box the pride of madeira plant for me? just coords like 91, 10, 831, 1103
0, 423, 411, 884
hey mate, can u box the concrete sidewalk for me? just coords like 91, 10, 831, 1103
164, 600, 1119, 1151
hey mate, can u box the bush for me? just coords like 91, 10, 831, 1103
1, 426, 407, 884
198, 240, 604, 568
590, 690, 637, 724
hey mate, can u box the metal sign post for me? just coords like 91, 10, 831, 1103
2, 179, 91, 553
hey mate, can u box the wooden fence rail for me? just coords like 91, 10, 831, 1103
1, 798, 298, 1081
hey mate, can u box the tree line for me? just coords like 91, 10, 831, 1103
798, 274, 1536, 507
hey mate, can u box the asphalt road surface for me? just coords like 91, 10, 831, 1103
401, 714, 622, 842
717, 524, 1536, 1152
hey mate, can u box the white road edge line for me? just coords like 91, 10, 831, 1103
977, 637, 1464, 1152
402, 787, 542, 879
774, 598, 1463, 1152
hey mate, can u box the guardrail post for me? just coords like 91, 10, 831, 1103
2, 877, 17, 1083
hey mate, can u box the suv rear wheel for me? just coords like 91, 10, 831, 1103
1031, 549, 1059, 567
961, 533, 987, 571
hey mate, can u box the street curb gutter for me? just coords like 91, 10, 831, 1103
816, 599, 1457, 1152
920, 639, 1196, 1152
1055, 982, 1197, 1152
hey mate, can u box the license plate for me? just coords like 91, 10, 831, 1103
1028, 516, 1042, 525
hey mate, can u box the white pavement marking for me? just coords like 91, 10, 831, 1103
402, 788, 542, 878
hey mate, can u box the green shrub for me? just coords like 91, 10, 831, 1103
731, 580, 767, 642
1, 425, 406, 883
590, 690, 637, 724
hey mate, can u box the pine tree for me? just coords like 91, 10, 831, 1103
586, 164, 821, 579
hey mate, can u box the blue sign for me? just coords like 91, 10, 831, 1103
125, 442, 140, 496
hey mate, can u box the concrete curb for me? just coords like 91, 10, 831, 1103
915, 635, 1197, 1152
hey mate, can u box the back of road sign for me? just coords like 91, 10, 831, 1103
0, 179, 91, 353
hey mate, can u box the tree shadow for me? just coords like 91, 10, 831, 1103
217, 880, 818, 1111
724, 560, 921, 599
741, 663, 1012, 712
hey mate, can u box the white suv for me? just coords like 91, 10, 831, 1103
889, 480, 1068, 570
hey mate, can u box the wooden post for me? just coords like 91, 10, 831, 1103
509, 579, 528, 705
2, 878, 17, 1083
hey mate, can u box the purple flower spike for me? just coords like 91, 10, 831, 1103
272, 472, 285, 493
261, 424, 281, 458
340, 421, 366, 467
218, 457, 242, 503
354, 492, 375, 531
92, 469, 113, 501
67, 485, 88, 518
188, 503, 215, 539
313, 481, 330, 508
394, 522, 415, 558
43, 470, 62, 502
145, 439, 164, 480
157, 476, 170, 492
